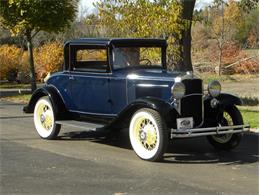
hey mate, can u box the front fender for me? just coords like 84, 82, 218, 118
204, 93, 242, 110
109, 97, 175, 128
203, 93, 242, 127
216, 93, 243, 107
23, 85, 67, 119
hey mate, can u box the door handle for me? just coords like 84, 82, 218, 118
69, 76, 74, 80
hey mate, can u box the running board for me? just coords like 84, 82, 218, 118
56, 120, 104, 130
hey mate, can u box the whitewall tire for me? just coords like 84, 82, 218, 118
34, 96, 61, 139
129, 108, 168, 161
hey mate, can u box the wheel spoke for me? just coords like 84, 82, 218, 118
136, 118, 157, 151
213, 111, 234, 143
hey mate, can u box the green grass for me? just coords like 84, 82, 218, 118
1, 94, 32, 103
239, 106, 259, 129
0, 83, 31, 89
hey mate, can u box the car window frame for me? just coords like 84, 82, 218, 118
69, 44, 112, 74
110, 44, 167, 71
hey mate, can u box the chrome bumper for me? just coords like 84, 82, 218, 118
171, 124, 250, 138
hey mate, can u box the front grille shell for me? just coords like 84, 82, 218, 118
180, 79, 203, 127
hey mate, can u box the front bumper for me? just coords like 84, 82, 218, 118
171, 124, 250, 138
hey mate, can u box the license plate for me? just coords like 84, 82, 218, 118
177, 117, 193, 130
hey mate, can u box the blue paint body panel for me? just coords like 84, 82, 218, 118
46, 38, 182, 117
46, 68, 181, 116
41, 38, 204, 127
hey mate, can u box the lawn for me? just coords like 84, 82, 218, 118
0, 83, 31, 89
1, 94, 32, 103
198, 73, 258, 83
239, 106, 259, 129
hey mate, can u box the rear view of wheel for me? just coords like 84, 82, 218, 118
34, 96, 61, 139
207, 106, 243, 150
129, 108, 168, 161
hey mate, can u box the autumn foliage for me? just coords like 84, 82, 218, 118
0, 42, 63, 81
0, 44, 22, 81
221, 43, 258, 74
34, 42, 63, 80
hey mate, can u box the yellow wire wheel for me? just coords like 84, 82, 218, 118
129, 108, 168, 161
34, 96, 61, 139
207, 106, 243, 150
211, 111, 233, 143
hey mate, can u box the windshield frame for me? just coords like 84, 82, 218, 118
110, 45, 167, 71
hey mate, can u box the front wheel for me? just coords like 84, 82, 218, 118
207, 106, 243, 150
34, 96, 61, 139
129, 108, 169, 161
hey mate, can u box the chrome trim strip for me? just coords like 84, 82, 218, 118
137, 84, 169, 88
182, 93, 203, 98
126, 75, 174, 82
71, 70, 113, 75
69, 109, 117, 117
170, 124, 250, 138
57, 73, 123, 80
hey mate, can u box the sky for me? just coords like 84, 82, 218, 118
79, 0, 216, 15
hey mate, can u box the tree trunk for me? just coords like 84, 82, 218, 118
218, 0, 224, 76
176, 0, 196, 72
218, 47, 222, 75
26, 30, 37, 92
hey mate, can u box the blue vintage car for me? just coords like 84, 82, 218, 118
24, 38, 249, 161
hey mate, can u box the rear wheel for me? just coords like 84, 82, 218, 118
34, 96, 61, 139
129, 108, 168, 161
207, 106, 243, 150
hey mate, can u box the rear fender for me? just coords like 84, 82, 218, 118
23, 85, 68, 119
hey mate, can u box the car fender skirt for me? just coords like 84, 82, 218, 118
23, 86, 67, 119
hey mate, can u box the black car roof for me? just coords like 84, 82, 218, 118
65, 38, 167, 47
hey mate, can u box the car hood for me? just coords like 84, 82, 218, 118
120, 69, 196, 82
115, 68, 194, 81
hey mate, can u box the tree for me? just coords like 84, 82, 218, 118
177, 0, 196, 71
96, 0, 183, 69
95, 0, 198, 71
239, 0, 258, 13
211, 0, 243, 75
0, 0, 77, 92
236, 1, 259, 48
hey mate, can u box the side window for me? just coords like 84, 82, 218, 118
72, 47, 108, 73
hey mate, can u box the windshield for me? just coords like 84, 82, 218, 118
113, 47, 163, 69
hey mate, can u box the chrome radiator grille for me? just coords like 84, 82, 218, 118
181, 79, 203, 127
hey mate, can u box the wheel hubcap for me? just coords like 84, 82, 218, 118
40, 114, 45, 123
37, 104, 53, 131
134, 118, 157, 151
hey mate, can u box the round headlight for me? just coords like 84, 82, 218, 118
208, 80, 221, 97
171, 82, 185, 99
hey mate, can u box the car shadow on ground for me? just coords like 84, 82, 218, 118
58, 128, 259, 164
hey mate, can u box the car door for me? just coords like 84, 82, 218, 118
68, 45, 112, 115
